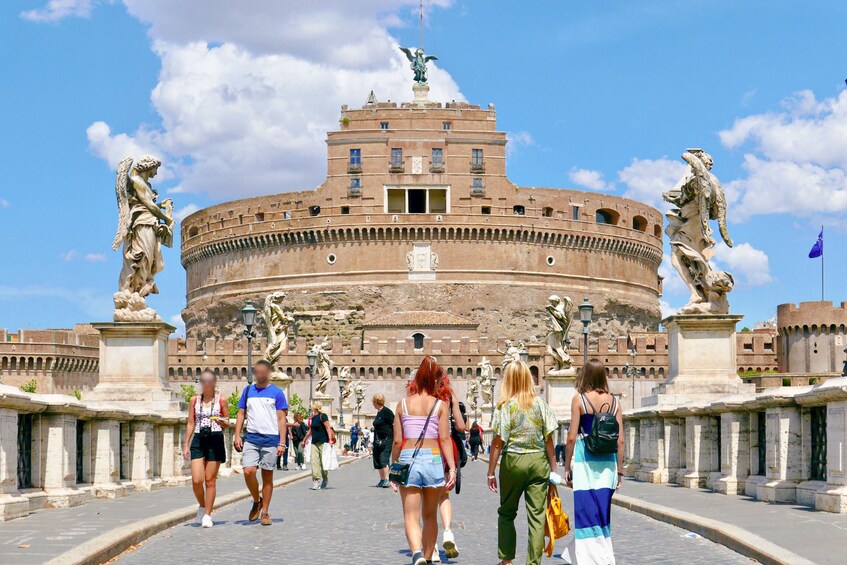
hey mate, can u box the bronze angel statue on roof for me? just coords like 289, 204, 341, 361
111, 155, 174, 321
663, 149, 734, 315
399, 47, 437, 85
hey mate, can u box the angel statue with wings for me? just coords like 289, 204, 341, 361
399, 47, 437, 85
262, 291, 294, 367
311, 338, 334, 396
546, 295, 576, 375
663, 149, 734, 315
111, 155, 174, 321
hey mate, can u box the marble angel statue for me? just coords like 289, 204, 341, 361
466, 378, 481, 415
546, 295, 575, 374
663, 149, 734, 314
353, 380, 368, 414
498, 339, 524, 370
262, 291, 294, 366
478, 356, 493, 405
311, 338, 334, 396
111, 155, 174, 321
338, 367, 353, 407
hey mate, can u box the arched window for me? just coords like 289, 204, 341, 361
595, 209, 619, 225
530, 366, 540, 386
632, 215, 648, 232
412, 332, 425, 349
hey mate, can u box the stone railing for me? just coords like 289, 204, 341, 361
620, 377, 847, 513
0, 384, 196, 522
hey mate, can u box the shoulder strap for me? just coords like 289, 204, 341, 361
583, 393, 598, 415
402, 397, 408, 415
411, 398, 439, 458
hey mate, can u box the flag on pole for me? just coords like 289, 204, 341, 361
808, 230, 823, 258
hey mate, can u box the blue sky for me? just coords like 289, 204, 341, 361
2, 0, 847, 334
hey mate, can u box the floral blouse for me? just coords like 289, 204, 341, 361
492, 396, 558, 454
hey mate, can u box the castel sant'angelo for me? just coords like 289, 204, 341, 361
173, 64, 672, 408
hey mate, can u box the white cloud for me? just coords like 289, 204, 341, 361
506, 131, 534, 157
61, 249, 79, 262
617, 157, 686, 210
49, 1, 464, 199
20, 0, 103, 23
174, 203, 199, 222
84, 253, 107, 262
0, 285, 112, 320
719, 89, 847, 221
169, 313, 186, 336
568, 167, 613, 191
659, 300, 679, 319
658, 253, 687, 296
713, 242, 774, 287
62, 250, 108, 263
0, 199, 9, 208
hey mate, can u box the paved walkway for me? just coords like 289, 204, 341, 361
619, 480, 847, 565
118, 459, 747, 564
0, 469, 315, 564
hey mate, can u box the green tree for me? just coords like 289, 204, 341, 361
289, 393, 308, 418
180, 384, 196, 404
227, 388, 240, 416
72, 387, 82, 401
19, 379, 37, 394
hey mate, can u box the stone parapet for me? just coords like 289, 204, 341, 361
0, 383, 192, 522
617, 377, 847, 513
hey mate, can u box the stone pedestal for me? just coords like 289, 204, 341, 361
713, 411, 750, 495
39, 413, 91, 508
88, 322, 183, 412
313, 393, 334, 417
758, 406, 803, 503
91, 419, 126, 498
644, 315, 754, 406
544, 369, 577, 420
412, 84, 430, 105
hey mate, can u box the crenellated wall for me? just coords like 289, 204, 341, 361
777, 301, 847, 373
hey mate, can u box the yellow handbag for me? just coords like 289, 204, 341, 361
544, 485, 570, 557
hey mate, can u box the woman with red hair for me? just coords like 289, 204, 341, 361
392, 356, 457, 565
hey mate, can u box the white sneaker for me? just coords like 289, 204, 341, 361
431, 549, 441, 562
311, 480, 321, 490
442, 529, 458, 558
201, 514, 213, 528
196, 506, 204, 524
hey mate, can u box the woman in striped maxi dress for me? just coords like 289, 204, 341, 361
564, 359, 624, 565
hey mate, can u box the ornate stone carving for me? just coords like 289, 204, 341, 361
338, 366, 352, 407
111, 155, 174, 322
311, 338, 333, 396
478, 356, 493, 406
546, 295, 576, 376
352, 380, 368, 414
262, 292, 294, 366
663, 149, 734, 315
466, 378, 481, 416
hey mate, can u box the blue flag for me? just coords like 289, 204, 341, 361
808, 230, 823, 258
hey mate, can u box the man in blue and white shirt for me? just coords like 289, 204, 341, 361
234, 360, 288, 526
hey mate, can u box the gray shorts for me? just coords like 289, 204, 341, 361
241, 441, 277, 471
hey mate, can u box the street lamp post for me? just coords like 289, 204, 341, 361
578, 297, 594, 367
625, 341, 637, 410
337, 372, 347, 430
306, 350, 317, 408
488, 371, 499, 427
241, 301, 258, 386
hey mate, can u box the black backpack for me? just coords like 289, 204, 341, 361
581, 394, 619, 455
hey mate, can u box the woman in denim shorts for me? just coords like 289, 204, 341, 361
391, 357, 457, 565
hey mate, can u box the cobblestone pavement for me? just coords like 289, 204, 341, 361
119, 459, 751, 565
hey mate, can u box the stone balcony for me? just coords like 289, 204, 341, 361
388, 160, 405, 173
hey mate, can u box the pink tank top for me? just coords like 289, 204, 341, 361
401, 398, 441, 439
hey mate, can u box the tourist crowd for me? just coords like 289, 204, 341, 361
183, 355, 624, 564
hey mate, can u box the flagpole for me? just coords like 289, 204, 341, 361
821, 225, 825, 302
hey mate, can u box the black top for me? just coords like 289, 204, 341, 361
310, 413, 330, 444
469, 426, 481, 439
372, 406, 395, 441
291, 421, 308, 444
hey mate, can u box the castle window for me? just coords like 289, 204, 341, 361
432, 148, 443, 166
309, 206, 321, 216
283, 211, 291, 220
341, 206, 350, 215
542, 207, 554, 218
350, 177, 361, 189
255, 212, 265, 222
472, 177, 483, 189
471, 148, 484, 172
632, 215, 648, 232
188, 226, 199, 238
595, 208, 619, 225
572, 205, 580, 220
513, 205, 525, 216
391, 148, 403, 165
349, 148, 361, 165
412, 332, 425, 349
481, 206, 491, 215
408, 189, 426, 213
442, 122, 452, 130
385, 187, 450, 214
380, 122, 389, 130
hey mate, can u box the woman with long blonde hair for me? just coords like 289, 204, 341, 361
487, 362, 558, 565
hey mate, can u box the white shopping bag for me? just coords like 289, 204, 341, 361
322, 443, 339, 471
304, 440, 311, 464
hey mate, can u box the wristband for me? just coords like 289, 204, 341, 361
487, 475, 496, 479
